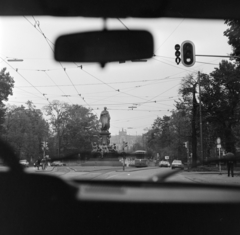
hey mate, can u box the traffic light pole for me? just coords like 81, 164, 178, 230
198, 72, 204, 164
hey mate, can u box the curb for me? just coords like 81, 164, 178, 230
34, 166, 55, 172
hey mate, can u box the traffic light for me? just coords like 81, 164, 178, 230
181, 40, 195, 67
183, 142, 188, 148
125, 142, 128, 148
175, 44, 181, 65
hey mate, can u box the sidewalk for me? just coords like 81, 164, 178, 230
25, 166, 55, 173
185, 170, 240, 175
182, 171, 240, 185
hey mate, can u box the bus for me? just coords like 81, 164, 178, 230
133, 150, 148, 167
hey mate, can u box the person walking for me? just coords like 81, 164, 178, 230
37, 157, 41, 170
225, 152, 235, 177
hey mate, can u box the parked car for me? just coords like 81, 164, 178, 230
159, 160, 170, 167
51, 161, 66, 166
171, 160, 184, 170
19, 160, 29, 167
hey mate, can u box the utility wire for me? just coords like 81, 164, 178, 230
1, 57, 51, 104
155, 18, 185, 53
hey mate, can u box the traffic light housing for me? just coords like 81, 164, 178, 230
181, 40, 195, 67
175, 44, 181, 65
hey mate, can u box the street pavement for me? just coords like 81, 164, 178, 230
2, 164, 240, 185
20, 165, 240, 185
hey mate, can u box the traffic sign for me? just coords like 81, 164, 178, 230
216, 137, 221, 144
217, 144, 221, 149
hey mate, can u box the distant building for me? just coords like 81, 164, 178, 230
110, 128, 141, 151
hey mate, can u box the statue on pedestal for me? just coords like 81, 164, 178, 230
99, 107, 111, 132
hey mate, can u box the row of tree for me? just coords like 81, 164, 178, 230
0, 66, 100, 163
144, 19, 240, 165
1, 100, 100, 162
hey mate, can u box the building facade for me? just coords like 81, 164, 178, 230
110, 128, 141, 152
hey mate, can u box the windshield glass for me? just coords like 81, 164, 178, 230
1, 16, 239, 185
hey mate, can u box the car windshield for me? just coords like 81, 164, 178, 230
1, 16, 240, 185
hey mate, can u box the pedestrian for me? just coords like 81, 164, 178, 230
225, 151, 235, 177
37, 157, 41, 170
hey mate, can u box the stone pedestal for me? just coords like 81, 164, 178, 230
99, 131, 111, 145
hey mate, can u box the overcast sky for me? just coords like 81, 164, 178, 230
0, 17, 232, 135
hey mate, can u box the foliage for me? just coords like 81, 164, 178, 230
224, 19, 240, 63
43, 101, 100, 157
201, 60, 240, 152
0, 68, 14, 133
145, 113, 190, 162
3, 101, 49, 162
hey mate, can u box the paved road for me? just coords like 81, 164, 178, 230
2, 164, 240, 186
26, 166, 192, 182
24, 165, 240, 185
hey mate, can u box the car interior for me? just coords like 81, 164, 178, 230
1, 0, 240, 234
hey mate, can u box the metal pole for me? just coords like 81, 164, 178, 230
219, 148, 221, 173
198, 71, 204, 163
58, 129, 60, 158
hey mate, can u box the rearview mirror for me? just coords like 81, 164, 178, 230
54, 30, 154, 66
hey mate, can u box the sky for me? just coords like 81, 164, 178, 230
0, 16, 232, 136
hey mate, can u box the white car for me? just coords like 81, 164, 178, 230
171, 160, 184, 170
19, 160, 29, 167
159, 160, 171, 167
51, 161, 66, 166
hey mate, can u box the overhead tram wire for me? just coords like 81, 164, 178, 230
31, 17, 92, 108
154, 55, 219, 66
80, 68, 156, 103
154, 18, 185, 54
1, 58, 51, 104
23, 16, 74, 104
44, 71, 72, 98
24, 16, 172, 106
24, 17, 183, 110
153, 57, 193, 72
14, 88, 47, 100
29, 17, 90, 106
35, 18, 93, 108
14, 76, 183, 88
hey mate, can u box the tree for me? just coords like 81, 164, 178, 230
170, 109, 191, 162
224, 19, 240, 63
0, 68, 14, 133
146, 115, 177, 161
201, 60, 240, 153
3, 102, 49, 162
62, 104, 100, 153
43, 100, 70, 157
43, 101, 100, 157
179, 73, 199, 165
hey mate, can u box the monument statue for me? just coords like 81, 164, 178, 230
99, 107, 110, 132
